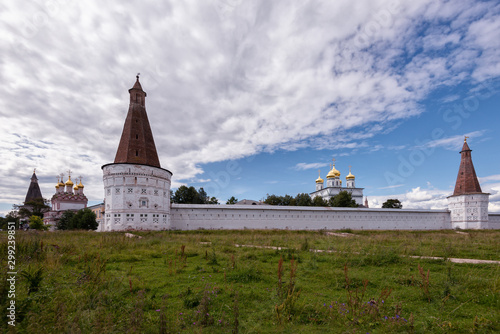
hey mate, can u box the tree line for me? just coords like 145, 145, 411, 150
263, 190, 358, 207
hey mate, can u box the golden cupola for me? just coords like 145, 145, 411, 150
55, 178, 60, 189
346, 167, 355, 180
316, 170, 324, 184
65, 175, 74, 186
327, 164, 340, 178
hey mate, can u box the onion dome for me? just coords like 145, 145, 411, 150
74, 184, 79, 191
326, 167, 336, 179
55, 177, 60, 189
327, 164, 340, 178
65, 175, 74, 186
78, 179, 84, 189
316, 170, 324, 184
346, 166, 355, 180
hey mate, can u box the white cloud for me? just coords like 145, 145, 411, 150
1, 0, 500, 205
293, 162, 329, 171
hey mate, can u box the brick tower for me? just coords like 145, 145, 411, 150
447, 138, 489, 229
101, 76, 172, 231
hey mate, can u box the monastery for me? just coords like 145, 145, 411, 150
93, 77, 499, 231
31, 77, 498, 230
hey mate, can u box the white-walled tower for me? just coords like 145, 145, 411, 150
447, 138, 489, 229
101, 76, 172, 231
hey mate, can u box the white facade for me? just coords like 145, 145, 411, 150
101, 163, 172, 231
447, 193, 490, 229
311, 187, 364, 206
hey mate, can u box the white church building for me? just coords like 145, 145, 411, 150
310, 163, 364, 206
98, 77, 499, 231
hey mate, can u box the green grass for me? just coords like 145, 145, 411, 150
1, 229, 499, 333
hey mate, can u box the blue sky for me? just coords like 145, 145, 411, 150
1, 0, 500, 216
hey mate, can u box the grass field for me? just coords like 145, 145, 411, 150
1, 229, 499, 333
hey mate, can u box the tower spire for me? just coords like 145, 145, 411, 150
24, 169, 43, 203
452, 139, 482, 195
113, 76, 161, 168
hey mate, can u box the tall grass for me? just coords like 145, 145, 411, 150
0, 229, 498, 333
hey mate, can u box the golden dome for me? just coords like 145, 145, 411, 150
74, 184, 79, 191
315, 170, 324, 183
78, 180, 84, 188
327, 165, 340, 178
346, 166, 355, 180
65, 175, 74, 186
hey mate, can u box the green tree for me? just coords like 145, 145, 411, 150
226, 196, 238, 204
264, 194, 284, 206
282, 195, 295, 206
56, 210, 75, 230
312, 196, 328, 207
207, 197, 219, 204
294, 193, 313, 206
71, 209, 98, 230
29, 215, 48, 231
172, 186, 199, 204
17, 198, 50, 219
329, 191, 358, 208
197, 187, 208, 204
382, 199, 403, 209
0, 211, 19, 230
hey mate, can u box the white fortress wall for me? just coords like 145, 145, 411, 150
488, 214, 500, 229
170, 204, 451, 230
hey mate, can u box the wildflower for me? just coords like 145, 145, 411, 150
329, 305, 333, 308
156, 309, 161, 312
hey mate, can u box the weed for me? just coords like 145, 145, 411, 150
418, 264, 431, 302
20, 266, 44, 295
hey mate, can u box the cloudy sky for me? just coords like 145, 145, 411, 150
1, 0, 500, 216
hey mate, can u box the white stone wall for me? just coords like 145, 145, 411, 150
447, 194, 489, 229
101, 163, 172, 231
170, 204, 451, 230
488, 214, 500, 229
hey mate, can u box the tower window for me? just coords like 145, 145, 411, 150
136, 134, 138, 139
136, 150, 139, 156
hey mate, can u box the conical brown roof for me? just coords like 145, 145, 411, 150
452, 140, 483, 195
24, 171, 43, 203
113, 76, 161, 168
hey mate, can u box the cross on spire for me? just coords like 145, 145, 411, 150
464, 136, 469, 142
67, 169, 72, 178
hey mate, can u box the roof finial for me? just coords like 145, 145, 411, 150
318, 169, 321, 177
136, 72, 140, 80
332, 157, 336, 166
464, 136, 469, 142
349, 165, 352, 172
33, 168, 36, 173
